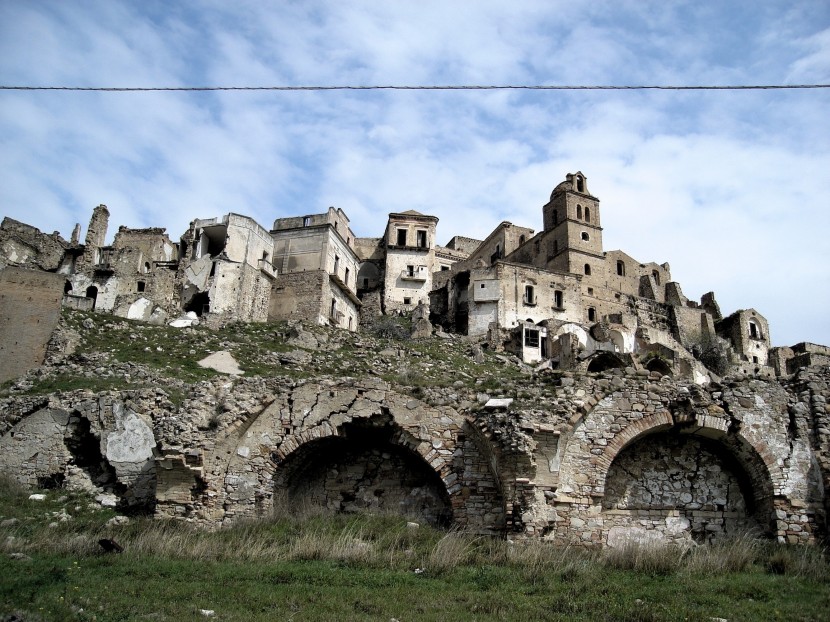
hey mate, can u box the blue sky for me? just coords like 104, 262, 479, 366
1, 1, 828, 347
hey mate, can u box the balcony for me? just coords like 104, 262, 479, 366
400, 267, 428, 282
258, 258, 277, 277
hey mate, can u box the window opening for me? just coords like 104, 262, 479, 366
416, 230, 427, 248
577, 205, 583, 219
749, 321, 759, 339
406, 264, 415, 277
330, 299, 337, 319
652, 270, 660, 285
137, 281, 145, 293
525, 328, 540, 348
585, 206, 591, 222
576, 176, 584, 192
524, 285, 535, 305
584, 264, 591, 276
588, 307, 596, 322
333, 255, 340, 275
303, 216, 311, 227
396, 229, 407, 246
403, 297, 412, 305
64, 281, 73, 295
581, 232, 589, 241
519, 234, 526, 245
617, 260, 625, 276
552, 209, 558, 225
143, 261, 151, 274
441, 266, 449, 271
344, 267, 350, 286
85, 286, 98, 310
554, 290, 563, 308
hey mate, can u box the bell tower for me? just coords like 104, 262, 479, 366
541, 172, 603, 274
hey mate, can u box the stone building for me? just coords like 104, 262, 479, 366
0, 169, 821, 379
178, 213, 276, 323
269, 207, 361, 331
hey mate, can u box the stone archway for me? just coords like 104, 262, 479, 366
602, 430, 763, 545
273, 417, 453, 526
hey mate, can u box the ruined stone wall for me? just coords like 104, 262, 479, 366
268, 270, 326, 324
0, 268, 65, 384
0, 217, 69, 272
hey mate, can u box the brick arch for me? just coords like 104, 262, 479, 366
596, 413, 782, 499
268, 418, 457, 526
271, 419, 456, 489
590, 412, 780, 533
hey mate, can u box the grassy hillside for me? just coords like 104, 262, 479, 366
1, 477, 828, 621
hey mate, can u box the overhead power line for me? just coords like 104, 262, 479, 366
1, 83, 829, 92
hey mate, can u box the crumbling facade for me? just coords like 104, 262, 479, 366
1, 169, 828, 548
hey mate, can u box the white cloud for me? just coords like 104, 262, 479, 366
1, 0, 828, 346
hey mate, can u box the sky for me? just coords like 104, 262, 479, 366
1, 0, 828, 347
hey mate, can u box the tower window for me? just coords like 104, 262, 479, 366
585, 206, 591, 222
581, 232, 589, 241
554, 290, 563, 308
519, 234, 526, 245
576, 176, 584, 192
396, 229, 407, 246
652, 270, 660, 285
584, 264, 592, 276
588, 307, 596, 322
553, 210, 559, 225
749, 321, 760, 339
303, 216, 311, 227
617, 260, 625, 276
577, 204, 583, 219
416, 230, 427, 248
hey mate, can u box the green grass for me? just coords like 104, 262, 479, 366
1, 478, 829, 621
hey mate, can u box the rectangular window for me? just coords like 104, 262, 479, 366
416, 230, 427, 248
554, 290, 563, 308
396, 229, 407, 246
137, 281, 145, 293
406, 264, 415, 277
344, 267, 350, 286
523, 285, 535, 305
525, 328, 540, 348
333, 255, 340, 275
303, 216, 311, 227
403, 297, 412, 305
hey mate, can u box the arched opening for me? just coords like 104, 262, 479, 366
584, 264, 591, 276
581, 232, 590, 241
616, 260, 625, 276
64, 281, 73, 295
652, 270, 660, 285
584, 206, 591, 222
587, 307, 596, 322
85, 286, 98, 310
587, 351, 624, 373
602, 431, 763, 544
577, 204, 583, 219
274, 420, 453, 527
645, 357, 673, 377
576, 176, 584, 192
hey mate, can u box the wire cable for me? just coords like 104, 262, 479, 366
1, 83, 828, 92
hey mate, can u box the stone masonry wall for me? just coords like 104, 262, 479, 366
0, 267, 66, 384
